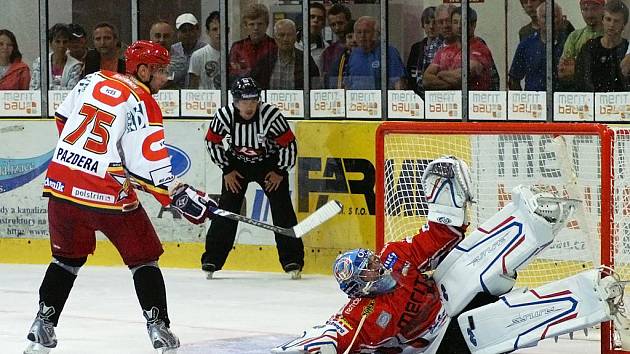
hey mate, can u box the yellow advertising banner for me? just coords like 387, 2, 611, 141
295, 121, 380, 254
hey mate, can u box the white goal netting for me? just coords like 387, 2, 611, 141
377, 123, 630, 295
377, 123, 630, 351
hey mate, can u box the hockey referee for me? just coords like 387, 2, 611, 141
201, 77, 304, 280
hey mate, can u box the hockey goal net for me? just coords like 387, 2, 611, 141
375, 122, 630, 353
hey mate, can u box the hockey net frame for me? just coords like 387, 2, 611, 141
375, 121, 630, 354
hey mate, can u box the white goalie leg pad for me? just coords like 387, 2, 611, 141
271, 324, 338, 354
433, 185, 575, 316
457, 269, 617, 354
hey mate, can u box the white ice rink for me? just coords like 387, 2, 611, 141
1, 264, 602, 354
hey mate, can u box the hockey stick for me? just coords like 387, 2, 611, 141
207, 200, 343, 238
343, 314, 367, 354
551, 136, 599, 265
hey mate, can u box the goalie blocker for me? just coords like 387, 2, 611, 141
422, 156, 474, 227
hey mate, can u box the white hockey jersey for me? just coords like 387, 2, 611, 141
43, 71, 174, 212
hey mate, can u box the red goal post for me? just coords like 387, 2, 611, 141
375, 121, 630, 353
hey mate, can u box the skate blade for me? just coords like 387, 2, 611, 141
157, 348, 178, 354
24, 342, 52, 354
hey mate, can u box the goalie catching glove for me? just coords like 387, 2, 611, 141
169, 183, 218, 224
422, 156, 474, 227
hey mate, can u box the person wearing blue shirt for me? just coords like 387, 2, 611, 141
509, 2, 567, 91
343, 16, 406, 90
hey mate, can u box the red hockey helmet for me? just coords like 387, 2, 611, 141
124, 40, 170, 75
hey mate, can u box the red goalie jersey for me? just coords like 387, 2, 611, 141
328, 222, 464, 353
43, 70, 174, 212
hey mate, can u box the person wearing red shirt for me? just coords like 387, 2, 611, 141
423, 7, 494, 91
0, 29, 30, 90
228, 3, 277, 84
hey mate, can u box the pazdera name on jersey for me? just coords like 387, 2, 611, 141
53, 146, 102, 177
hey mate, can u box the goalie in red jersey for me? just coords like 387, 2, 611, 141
273, 156, 627, 354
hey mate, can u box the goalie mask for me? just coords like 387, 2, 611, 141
333, 248, 397, 298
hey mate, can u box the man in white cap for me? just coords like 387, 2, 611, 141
171, 13, 207, 88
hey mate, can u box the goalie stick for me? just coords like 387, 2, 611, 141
551, 136, 599, 265
207, 200, 343, 238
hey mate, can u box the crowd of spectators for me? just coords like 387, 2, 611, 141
2, 0, 630, 94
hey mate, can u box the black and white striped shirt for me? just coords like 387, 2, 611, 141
204, 102, 297, 173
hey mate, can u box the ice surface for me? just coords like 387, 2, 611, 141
0, 264, 601, 353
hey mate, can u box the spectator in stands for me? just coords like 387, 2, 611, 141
67, 24, 88, 68
407, 7, 436, 94
30, 23, 82, 90
469, 13, 501, 91
345, 23, 358, 49
420, 4, 452, 87
148, 20, 179, 89
189, 11, 221, 89
251, 19, 319, 90
297, 2, 327, 76
558, 0, 604, 91
518, 0, 574, 41
328, 20, 356, 89
575, 0, 629, 92
344, 16, 406, 90
509, 2, 567, 91
229, 3, 277, 84
320, 3, 352, 88
423, 7, 493, 91
616, 3, 630, 77
0, 29, 30, 90
519, 0, 544, 40
171, 13, 207, 89
84, 22, 125, 75
150, 20, 175, 51
621, 45, 630, 77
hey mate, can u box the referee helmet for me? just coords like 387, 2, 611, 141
231, 77, 261, 101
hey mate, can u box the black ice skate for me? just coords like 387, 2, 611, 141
144, 307, 180, 354
24, 302, 57, 354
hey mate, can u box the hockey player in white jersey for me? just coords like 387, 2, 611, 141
23, 40, 216, 354
272, 156, 626, 354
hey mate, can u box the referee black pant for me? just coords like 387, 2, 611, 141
201, 160, 304, 271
